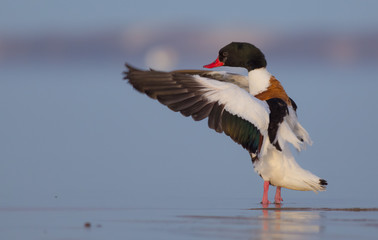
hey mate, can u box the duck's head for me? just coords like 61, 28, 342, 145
204, 42, 267, 71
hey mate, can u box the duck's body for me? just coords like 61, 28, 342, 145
124, 42, 327, 205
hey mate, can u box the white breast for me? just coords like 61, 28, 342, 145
248, 68, 271, 95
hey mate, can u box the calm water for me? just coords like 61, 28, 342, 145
1, 60, 378, 239
1, 199, 378, 240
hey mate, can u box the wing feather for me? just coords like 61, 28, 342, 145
172, 70, 249, 91
192, 102, 215, 121
124, 64, 269, 154
208, 102, 225, 133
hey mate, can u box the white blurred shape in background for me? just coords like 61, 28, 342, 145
145, 45, 178, 71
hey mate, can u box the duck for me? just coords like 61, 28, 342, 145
123, 42, 327, 205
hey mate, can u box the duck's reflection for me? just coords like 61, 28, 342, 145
179, 204, 324, 239
258, 204, 323, 239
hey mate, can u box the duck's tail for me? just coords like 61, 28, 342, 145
281, 169, 328, 192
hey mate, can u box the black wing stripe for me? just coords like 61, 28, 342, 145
266, 98, 289, 151
289, 97, 298, 111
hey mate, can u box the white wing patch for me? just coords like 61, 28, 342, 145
193, 75, 270, 133
277, 106, 312, 152
287, 107, 312, 147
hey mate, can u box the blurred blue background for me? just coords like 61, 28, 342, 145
1, 0, 378, 208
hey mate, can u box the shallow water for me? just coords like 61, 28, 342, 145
2, 199, 378, 240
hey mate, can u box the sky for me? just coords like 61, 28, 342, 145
1, 0, 378, 35
1, 0, 378, 209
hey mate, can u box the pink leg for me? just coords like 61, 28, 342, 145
261, 181, 271, 206
274, 186, 283, 204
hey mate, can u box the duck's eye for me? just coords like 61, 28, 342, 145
222, 52, 228, 57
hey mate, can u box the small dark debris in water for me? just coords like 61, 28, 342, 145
54, 195, 58, 199
84, 222, 102, 228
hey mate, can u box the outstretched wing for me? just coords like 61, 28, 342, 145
124, 64, 269, 155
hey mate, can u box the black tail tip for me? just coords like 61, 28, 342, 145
319, 179, 328, 186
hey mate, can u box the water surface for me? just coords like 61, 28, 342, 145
2, 199, 378, 240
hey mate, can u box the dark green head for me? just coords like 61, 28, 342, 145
204, 42, 267, 71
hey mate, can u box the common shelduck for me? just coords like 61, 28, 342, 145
124, 42, 327, 205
